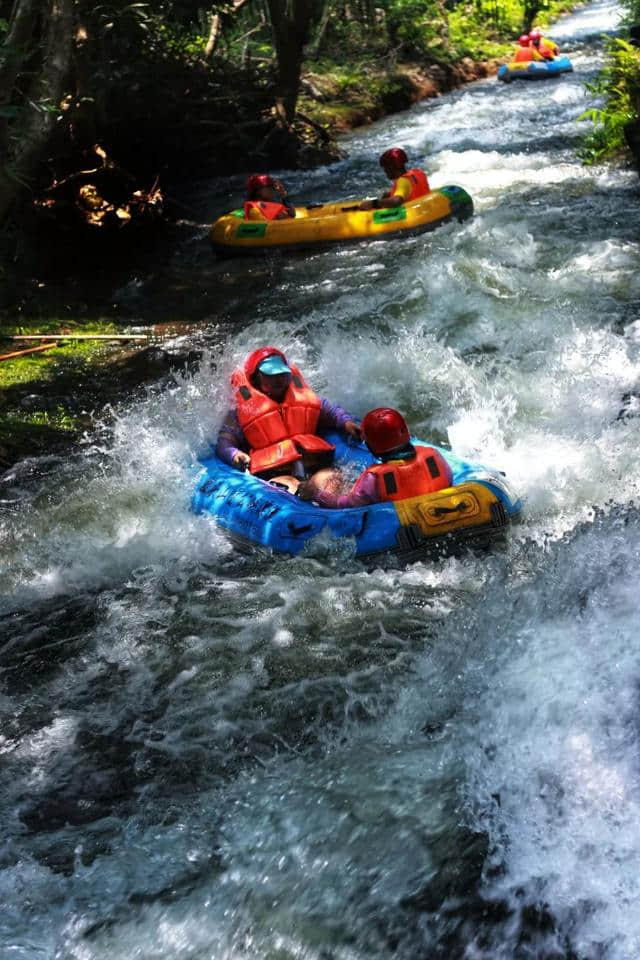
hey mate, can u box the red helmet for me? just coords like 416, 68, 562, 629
243, 346, 288, 379
529, 28, 542, 39
380, 147, 408, 169
362, 407, 410, 457
518, 34, 530, 45
246, 174, 274, 198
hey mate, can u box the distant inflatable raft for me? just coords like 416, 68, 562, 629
192, 431, 522, 562
210, 186, 473, 256
498, 56, 573, 82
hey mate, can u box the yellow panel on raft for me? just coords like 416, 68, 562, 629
393, 482, 499, 538
210, 190, 455, 252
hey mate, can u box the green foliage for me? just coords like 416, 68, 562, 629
580, 37, 640, 163
620, 0, 640, 24
448, 0, 572, 59
0, 320, 119, 390
385, 0, 450, 58
147, 20, 206, 61
448, 2, 512, 58
2, 407, 78, 432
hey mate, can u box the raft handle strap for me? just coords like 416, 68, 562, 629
288, 521, 314, 536
427, 500, 470, 518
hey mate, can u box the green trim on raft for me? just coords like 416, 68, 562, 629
231, 209, 244, 218
373, 206, 408, 224
236, 221, 267, 238
438, 185, 470, 202
438, 185, 474, 221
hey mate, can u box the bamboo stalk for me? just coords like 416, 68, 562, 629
0, 343, 58, 362
7, 334, 149, 341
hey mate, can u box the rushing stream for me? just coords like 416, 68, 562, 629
3, 1, 640, 956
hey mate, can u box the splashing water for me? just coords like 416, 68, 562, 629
2, 2, 640, 956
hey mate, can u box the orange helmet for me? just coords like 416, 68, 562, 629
244, 346, 289, 379
380, 147, 408, 168
362, 407, 410, 457
246, 174, 274, 198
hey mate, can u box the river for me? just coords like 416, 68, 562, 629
3, 1, 640, 956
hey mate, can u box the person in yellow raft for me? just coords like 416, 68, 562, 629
512, 34, 546, 62
529, 27, 559, 59
243, 174, 295, 221
358, 147, 430, 212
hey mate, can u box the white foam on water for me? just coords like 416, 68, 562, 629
462, 527, 640, 960
3, 1, 640, 957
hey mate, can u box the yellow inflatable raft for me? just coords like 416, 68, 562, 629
210, 185, 473, 256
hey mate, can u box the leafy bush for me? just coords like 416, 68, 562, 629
580, 37, 640, 163
385, 0, 451, 58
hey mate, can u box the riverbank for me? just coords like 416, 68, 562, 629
296, 0, 580, 136
299, 57, 501, 135
0, 320, 201, 470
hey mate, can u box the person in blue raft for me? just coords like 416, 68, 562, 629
216, 346, 361, 488
297, 407, 452, 506
216, 346, 453, 507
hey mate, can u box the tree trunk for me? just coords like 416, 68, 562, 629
0, 0, 74, 224
522, 0, 541, 33
308, 0, 331, 58
204, 10, 224, 58
266, 0, 322, 124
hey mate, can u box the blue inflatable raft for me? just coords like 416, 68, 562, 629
192, 431, 522, 562
498, 55, 573, 82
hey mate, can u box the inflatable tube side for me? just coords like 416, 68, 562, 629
210, 188, 472, 256
193, 432, 522, 559
498, 56, 573, 82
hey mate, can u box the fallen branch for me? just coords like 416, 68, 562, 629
8, 334, 149, 341
42, 145, 137, 200
0, 343, 58, 362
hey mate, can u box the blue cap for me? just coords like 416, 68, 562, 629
257, 355, 292, 376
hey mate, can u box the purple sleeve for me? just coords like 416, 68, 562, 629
318, 397, 355, 433
215, 409, 248, 466
313, 471, 380, 509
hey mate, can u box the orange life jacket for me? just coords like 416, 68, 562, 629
513, 46, 542, 62
231, 364, 335, 475
535, 42, 554, 59
363, 446, 453, 501
243, 200, 289, 221
391, 168, 430, 201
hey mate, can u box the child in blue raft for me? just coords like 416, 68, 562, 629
297, 407, 452, 507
